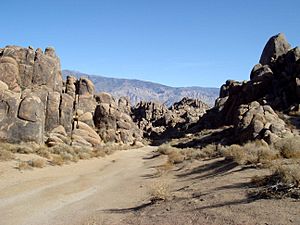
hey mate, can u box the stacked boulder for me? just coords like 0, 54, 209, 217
0, 45, 142, 147
170, 97, 208, 126
131, 98, 209, 140
0, 46, 62, 144
132, 101, 172, 139
197, 33, 300, 144
93, 93, 142, 144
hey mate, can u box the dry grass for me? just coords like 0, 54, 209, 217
157, 144, 173, 155
250, 162, 300, 199
149, 181, 170, 201
50, 154, 64, 166
17, 161, 32, 170
184, 144, 220, 160
158, 144, 185, 164
158, 143, 220, 164
0, 140, 141, 167
274, 137, 300, 159
221, 140, 278, 165
28, 158, 46, 168
35, 146, 52, 159
167, 150, 185, 164
0, 142, 37, 154
0, 149, 14, 161
155, 161, 174, 177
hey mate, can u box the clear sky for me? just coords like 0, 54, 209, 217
1, 0, 299, 88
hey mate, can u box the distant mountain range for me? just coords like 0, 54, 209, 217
62, 70, 219, 107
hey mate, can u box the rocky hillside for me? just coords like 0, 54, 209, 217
62, 70, 218, 107
190, 33, 300, 146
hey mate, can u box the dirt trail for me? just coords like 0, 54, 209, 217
0, 146, 164, 225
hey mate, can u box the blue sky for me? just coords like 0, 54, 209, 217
1, 0, 299, 87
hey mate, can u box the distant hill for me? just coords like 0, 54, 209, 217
62, 70, 219, 107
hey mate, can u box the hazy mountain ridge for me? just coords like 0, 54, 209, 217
62, 70, 219, 106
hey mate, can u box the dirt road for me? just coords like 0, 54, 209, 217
0, 146, 163, 225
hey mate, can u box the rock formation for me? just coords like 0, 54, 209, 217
1, 33, 299, 148
0, 45, 142, 147
196, 33, 300, 144
131, 98, 209, 140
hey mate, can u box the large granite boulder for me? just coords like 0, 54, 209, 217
93, 92, 142, 144
0, 46, 62, 92
259, 33, 291, 65
0, 90, 45, 144
234, 101, 292, 143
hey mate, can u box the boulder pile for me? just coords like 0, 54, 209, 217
0, 46, 142, 147
131, 98, 209, 140
197, 33, 300, 144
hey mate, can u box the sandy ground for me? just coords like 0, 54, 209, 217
0, 146, 165, 225
120, 158, 300, 225
1, 147, 300, 225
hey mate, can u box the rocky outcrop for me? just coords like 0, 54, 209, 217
170, 97, 208, 125
0, 46, 62, 92
234, 101, 292, 144
131, 98, 209, 140
0, 89, 45, 144
0, 46, 142, 147
196, 33, 300, 144
259, 33, 291, 65
93, 92, 142, 144
131, 101, 172, 139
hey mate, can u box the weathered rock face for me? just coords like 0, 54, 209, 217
234, 101, 292, 144
0, 90, 45, 144
0, 46, 62, 92
259, 33, 291, 65
171, 97, 208, 125
0, 46, 142, 147
131, 101, 172, 139
196, 33, 300, 144
93, 92, 142, 144
131, 98, 209, 140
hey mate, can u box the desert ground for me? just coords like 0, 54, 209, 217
0, 146, 299, 225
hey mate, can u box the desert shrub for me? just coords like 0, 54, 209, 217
183, 148, 201, 160
78, 152, 91, 160
0, 142, 34, 154
157, 144, 185, 164
71, 155, 79, 162
50, 154, 64, 166
17, 161, 32, 170
74, 146, 93, 160
200, 144, 220, 158
92, 149, 106, 158
157, 144, 173, 155
59, 152, 74, 162
167, 150, 184, 164
222, 141, 277, 165
250, 163, 300, 199
270, 163, 300, 186
50, 144, 76, 155
155, 161, 174, 177
149, 181, 170, 201
0, 149, 14, 161
28, 158, 46, 168
12, 145, 34, 154
274, 137, 300, 159
35, 146, 51, 159
222, 144, 246, 164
